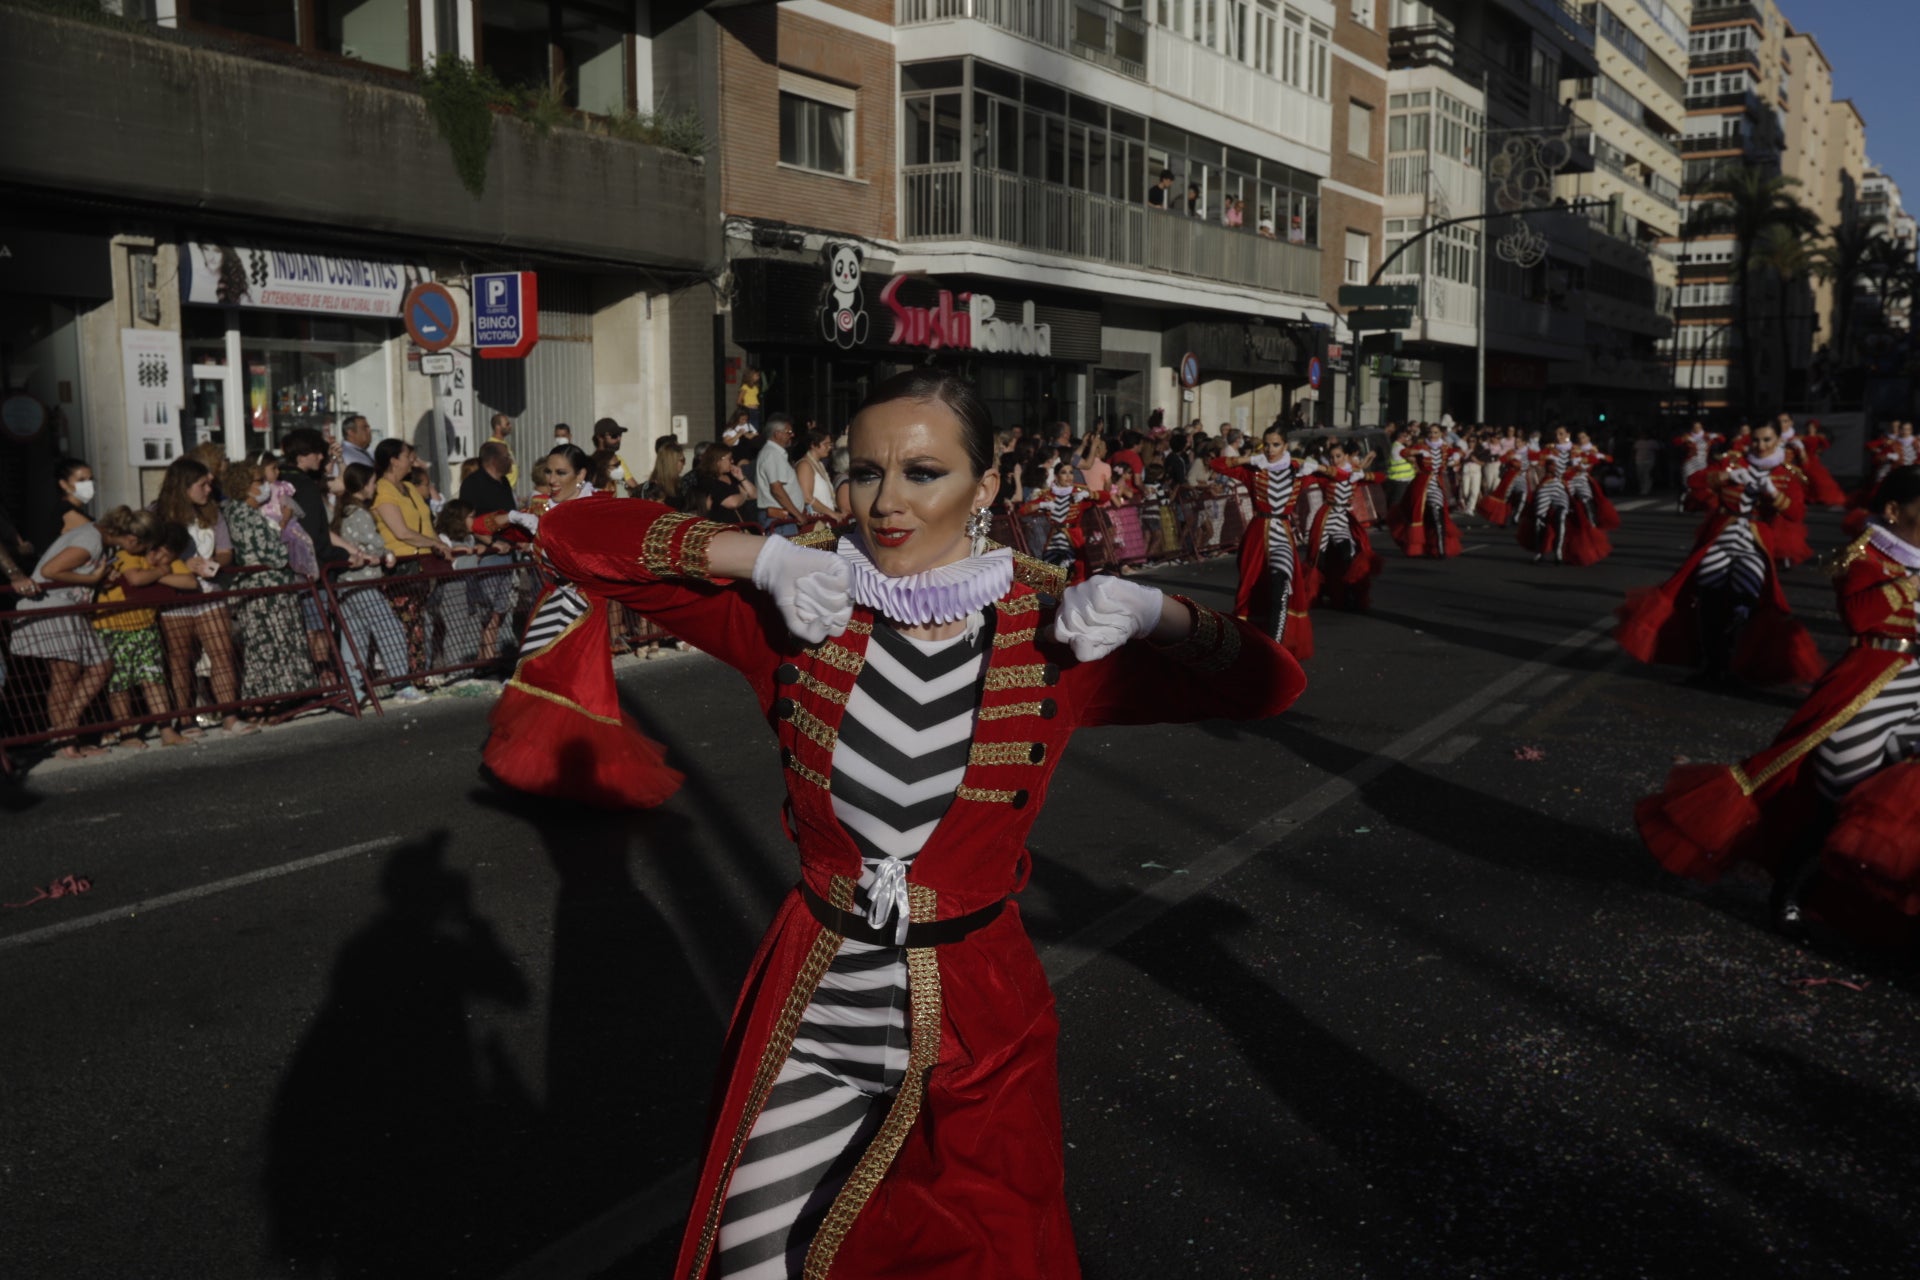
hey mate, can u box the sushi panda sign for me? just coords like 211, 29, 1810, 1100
818, 243, 869, 349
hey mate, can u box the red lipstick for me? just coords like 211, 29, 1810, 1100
871, 527, 913, 548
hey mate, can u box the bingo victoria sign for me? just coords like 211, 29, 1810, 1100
472, 271, 539, 360
876, 276, 1052, 358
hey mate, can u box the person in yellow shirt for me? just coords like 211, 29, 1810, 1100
736, 367, 763, 430
488, 412, 520, 492
92, 506, 201, 747
370, 439, 450, 561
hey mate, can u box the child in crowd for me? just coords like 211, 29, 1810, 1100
91, 508, 197, 748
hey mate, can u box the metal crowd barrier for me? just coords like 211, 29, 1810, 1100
0, 567, 359, 772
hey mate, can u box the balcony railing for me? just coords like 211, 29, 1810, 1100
1689, 48, 1761, 72
1684, 89, 1763, 114
897, 0, 1148, 81
902, 163, 1322, 298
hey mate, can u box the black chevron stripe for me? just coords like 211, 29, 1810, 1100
837, 715, 972, 783
869, 623, 984, 681
830, 768, 957, 835
852, 675, 980, 732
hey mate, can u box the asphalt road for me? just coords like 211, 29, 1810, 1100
4, 497, 1918, 1280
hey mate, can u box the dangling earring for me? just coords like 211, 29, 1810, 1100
966, 507, 992, 557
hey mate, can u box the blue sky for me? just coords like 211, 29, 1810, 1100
1777, 2, 1920, 222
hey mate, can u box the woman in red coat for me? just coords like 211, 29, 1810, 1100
485, 369, 1305, 1280
1208, 426, 1317, 658
1018, 462, 1096, 583
1570, 431, 1622, 532
1615, 420, 1822, 687
1301, 438, 1384, 611
1387, 421, 1463, 558
1638, 467, 1920, 930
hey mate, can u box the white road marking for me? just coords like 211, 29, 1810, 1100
1526, 672, 1573, 698
1478, 701, 1530, 726
1420, 734, 1481, 765
0, 839, 399, 953
1040, 613, 1617, 985
1613, 498, 1659, 512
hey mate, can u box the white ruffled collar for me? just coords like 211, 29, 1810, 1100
1869, 522, 1920, 571
1745, 448, 1786, 471
837, 535, 1014, 627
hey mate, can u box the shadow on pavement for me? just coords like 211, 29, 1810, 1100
263, 739, 733, 1278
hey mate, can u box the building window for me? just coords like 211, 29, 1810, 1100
1307, 21, 1331, 99
1345, 231, 1370, 284
780, 72, 857, 177
1350, 0, 1374, 23
1349, 101, 1372, 158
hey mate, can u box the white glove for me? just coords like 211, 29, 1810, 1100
506, 510, 541, 533
1051, 575, 1164, 663
751, 536, 852, 644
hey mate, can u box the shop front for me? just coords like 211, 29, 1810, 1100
178, 240, 421, 460
1164, 316, 1315, 435
728, 251, 1103, 435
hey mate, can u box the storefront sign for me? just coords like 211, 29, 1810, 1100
877, 277, 1053, 358
121, 328, 184, 467
473, 271, 539, 360
180, 241, 418, 316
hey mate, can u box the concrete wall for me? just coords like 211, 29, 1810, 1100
0, 9, 709, 272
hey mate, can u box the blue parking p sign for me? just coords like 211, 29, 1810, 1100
472, 271, 538, 360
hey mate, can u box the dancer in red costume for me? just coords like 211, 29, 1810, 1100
1302, 438, 1384, 611
1570, 430, 1622, 533
1018, 462, 1096, 583
1671, 420, 1724, 513
1846, 420, 1915, 512
481, 443, 684, 809
1637, 467, 1920, 932
483, 370, 1302, 1280
1477, 428, 1533, 527
1615, 420, 1822, 687
1776, 412, 1846, 507
1387, 421, 1464, 558
1209, 426, 1318, 658
1517, 427, 1610, 565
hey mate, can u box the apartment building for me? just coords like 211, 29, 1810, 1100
710, 0, 1375, 440
0, 2, 710, 535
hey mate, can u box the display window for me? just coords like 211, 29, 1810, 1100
184, 309, 393, 452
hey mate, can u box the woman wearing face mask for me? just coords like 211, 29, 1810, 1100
484, 368, 1304, 1280
1639, 466, 1920, 933
11, 471, 116, 759
50, 457, 96, 539
221, 458, 318, 703
1616, 421, 1822, 687
153, 457, 252, 736
1208, 426, 1316, 658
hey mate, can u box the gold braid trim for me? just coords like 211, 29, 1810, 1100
640, 512, 695, 578
968, 741, 1043, 767
1153, 596, 1242, 673
983, 663, 1053, 691
792, 526, 838, 550
843, 618, 874, 636
784, 702, 838, 751
786, 755, 832, 793
807, 641, 864, 674
688, 918, 844, 1279
1829, 531, 1874, 579
993, 627, 1037, 649
978, 701, 1047, 721
956, 785, 1021, 804
803, 883, 943, 1278
998, 592, 1042, 616
1012, 552, 1068, 597
793, 670, 849, 706
679, 520, 724, 581
1737, 663, 1908, 795
503, 677, 623, 727
1884, 582, 1910, 614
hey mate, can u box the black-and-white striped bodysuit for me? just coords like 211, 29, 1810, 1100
1694, 461, 1777, 602
1532, 446, 1573, 557
1814, 533, 1920, 799
1043, 486, 1077, 566
715, 620, 986, 1279
1316, 466, 1359, 561
1251, 455, 1298, 643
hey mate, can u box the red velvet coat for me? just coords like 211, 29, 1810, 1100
1386, 441, 1464, 557
514, 500, 1306, 1280
1637, 532, 1919, 890
1300, 466, 1384, 610
1208, 455, 1316, 659
1614, 459, 1823, 686
1787, 432, 1847, 507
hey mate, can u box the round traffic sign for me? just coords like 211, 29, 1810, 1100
1307, 357, 1322, 391
405, 282, 460, 352
1179, 351, 1200, 389
1, 392, 46, 443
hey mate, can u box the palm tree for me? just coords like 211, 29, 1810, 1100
1685, 166, 1819, 419
1811, 214, 1884, 380
1750, 223, 1813, 408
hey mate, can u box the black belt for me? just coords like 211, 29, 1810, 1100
801, 881, 1007, 948
1855, 635, 1918, 654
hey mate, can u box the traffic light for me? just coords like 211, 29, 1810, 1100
1597, 405, 1609, 424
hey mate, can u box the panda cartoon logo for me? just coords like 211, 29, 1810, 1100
820, 243, 869, 349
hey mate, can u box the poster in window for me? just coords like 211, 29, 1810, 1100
121, 328, 185, 468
